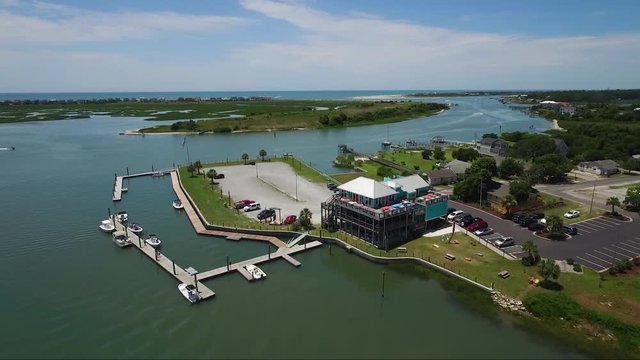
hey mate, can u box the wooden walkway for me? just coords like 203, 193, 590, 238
169, 171, 287, 248
198, 241, 322, 281
112, 217, 216, 301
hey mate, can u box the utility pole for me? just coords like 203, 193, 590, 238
295, 173, 298, 201
479, 177, 483, 208
589, 182, 596, 216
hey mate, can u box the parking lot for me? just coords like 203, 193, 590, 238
450, 201, 639, 272
206, 162, 333, 224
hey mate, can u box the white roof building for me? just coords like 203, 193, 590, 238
337, 177, 397, 199
384, 174, 429, 194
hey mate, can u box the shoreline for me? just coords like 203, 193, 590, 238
552, 119, 565, 131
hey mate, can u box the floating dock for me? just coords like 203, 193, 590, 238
113, 170, 172, 201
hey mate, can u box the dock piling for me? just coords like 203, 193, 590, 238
194, 274, 199, 291
173, 261, 176, 275
226, 256, 229, 271
126, 167, 129, 175
267, 244, 270, 259
108, 207, 111, 217
381, 272, 385, 298
152, 165, 154, 172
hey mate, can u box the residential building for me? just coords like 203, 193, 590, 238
321, 175, 448, 250
478, 137, 509, 156
577, 160, 619, 176
426, 168, 457, 185
444, 159, 471, 178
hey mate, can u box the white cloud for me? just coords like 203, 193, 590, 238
0, 1, 249, 44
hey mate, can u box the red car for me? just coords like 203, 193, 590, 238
283, 215, 297, 225
234, 199, 254, 209
467, 220, 488, 232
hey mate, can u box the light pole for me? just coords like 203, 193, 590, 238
295, 173, 298, 201
589, 182, 596, 216
479, 176, 483, 208
255, 162, 259, 178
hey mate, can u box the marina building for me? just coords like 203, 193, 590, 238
321, 175, 448, 250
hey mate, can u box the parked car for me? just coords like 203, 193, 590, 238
257, 208, 276, 220
243, 202, 261, 212
528, 222, 545, 231
461, 216, 482, 228
530, 212, 545, 219
283, 215, 297, 225
446, 208, 457, 216
214, 173, 225, 179
519, 216, 537, 227
494, 237, 515, 248
564, 210, 580, 218
539, 218, 547, 225
511, 212, 524, 223
447, 210, 464, 221
327, 182, 338, 191
563, 225, 578, 235
467, 220, 488, 232
456, 214, 473, 225
474, 227, 494, 236
234, 199, 254, 209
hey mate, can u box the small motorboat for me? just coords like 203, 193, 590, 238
245, 264, 267, 280
116, 211, 128, 223
127, 223, 143, 234
99, 219, 115, 232
145, 233, 161, 247
112, 230, 132, 247
178, 283, 201, 304
121, 187, 128, 193
172, 199, 184, 210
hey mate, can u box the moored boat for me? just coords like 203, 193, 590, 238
127, 223, 143, 234
178, 283, 201, 304
245, 264, 267, 280
112, 230, 132, 247
116, 211, 128, 223
98, 219, 115, 232
145, 233, 161, 247
172, 199, 184, 209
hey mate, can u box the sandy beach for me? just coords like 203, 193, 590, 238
552, 119, 565, 131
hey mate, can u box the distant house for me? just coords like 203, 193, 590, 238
577, 160, 619, 176
632, 154, 640, 160
426, 168, 457, 186
478, 137, 508, 156
558, 103, 576, 116
553, 138, 569, 155
444, 159, 471, 178
487, 183, 511, 205
383, 174, 430, 200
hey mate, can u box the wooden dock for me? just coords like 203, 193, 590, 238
197, 241, 322, 281
113, 170, 172, 201
112, 217, 216, 301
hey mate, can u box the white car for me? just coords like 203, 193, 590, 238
563, 210, 580, 219
243, 202, 261, 212
447, 210, 463, 221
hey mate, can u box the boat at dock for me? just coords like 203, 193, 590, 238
172, 199, 184, 209
98, 219, 115, 232
127, 223, 143, 234
116, 211, 128, 223
178, 283, 201, 304
245, 264, 267, 280
121, 187, 128, 193
152, 171, 166, 177
112, 230, 132, 247
144, 233, 161, 247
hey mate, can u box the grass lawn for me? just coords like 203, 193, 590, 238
609, 182, 640, 189
378, 148, 455, 172
274, 156, 332, 183
536, 193, 603, 224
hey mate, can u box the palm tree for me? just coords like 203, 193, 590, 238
186, 163, 196, 177
259, 149, 267, 161
193, 160, 203, 175
500, 195, 518, 217
242, 153, 249, 165
545, 215, 563, 235
606, 196, 621, 215
299, 208, 312, 229
537, 258, 560, 283
522, 240, 538, 259
206, 169, 217, 185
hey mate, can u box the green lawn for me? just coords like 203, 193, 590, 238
378, 148, 455, 172
609, 182, 640, 189
536, 193, 604, 224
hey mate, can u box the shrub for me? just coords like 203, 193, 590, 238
633, 257, 640, 267
566, 258, 575, 265
609, 266, 618, 275
213, 126, 232, 133
572, 263, 582, 272
414, 165, 420, 170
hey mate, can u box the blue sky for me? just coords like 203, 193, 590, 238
1, 0, 639, 92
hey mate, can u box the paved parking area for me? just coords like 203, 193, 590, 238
450, 201, 639, 272
206, 162, 333, 224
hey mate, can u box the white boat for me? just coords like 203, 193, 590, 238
121, 187, 128, 193
172, 199, 184, 209
245, 264, 267, 280
127, 223, 143, 234
178, 283, 201, 304
145, 233, 161, 247
152, 171, 165, 177
116, 211, 128, 223
112, 230, 132, 247
99, 219, 115, 232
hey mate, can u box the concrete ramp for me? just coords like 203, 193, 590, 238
287, 234, 306, 247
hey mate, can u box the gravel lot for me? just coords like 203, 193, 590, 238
205, 162, 333, 224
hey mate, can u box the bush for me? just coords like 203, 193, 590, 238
609, 266, 618, 275
633, 257, 640, 267
566, 258, 575, 265
414, 165, 420, 170
572, 263, 582, 272
213, 126, 232, 133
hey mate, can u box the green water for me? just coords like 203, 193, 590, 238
0, 97, 587, 358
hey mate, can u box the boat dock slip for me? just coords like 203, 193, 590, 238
197, 241, 322, 281
112, 170, 172, 202
112, 219, 216, 300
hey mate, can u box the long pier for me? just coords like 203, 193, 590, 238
113, 169, 172, 201
112, 218, 216, 300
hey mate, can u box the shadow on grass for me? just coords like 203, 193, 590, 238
540, 280, 564, 291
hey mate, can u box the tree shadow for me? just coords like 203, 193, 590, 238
540, 280, 564, 291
